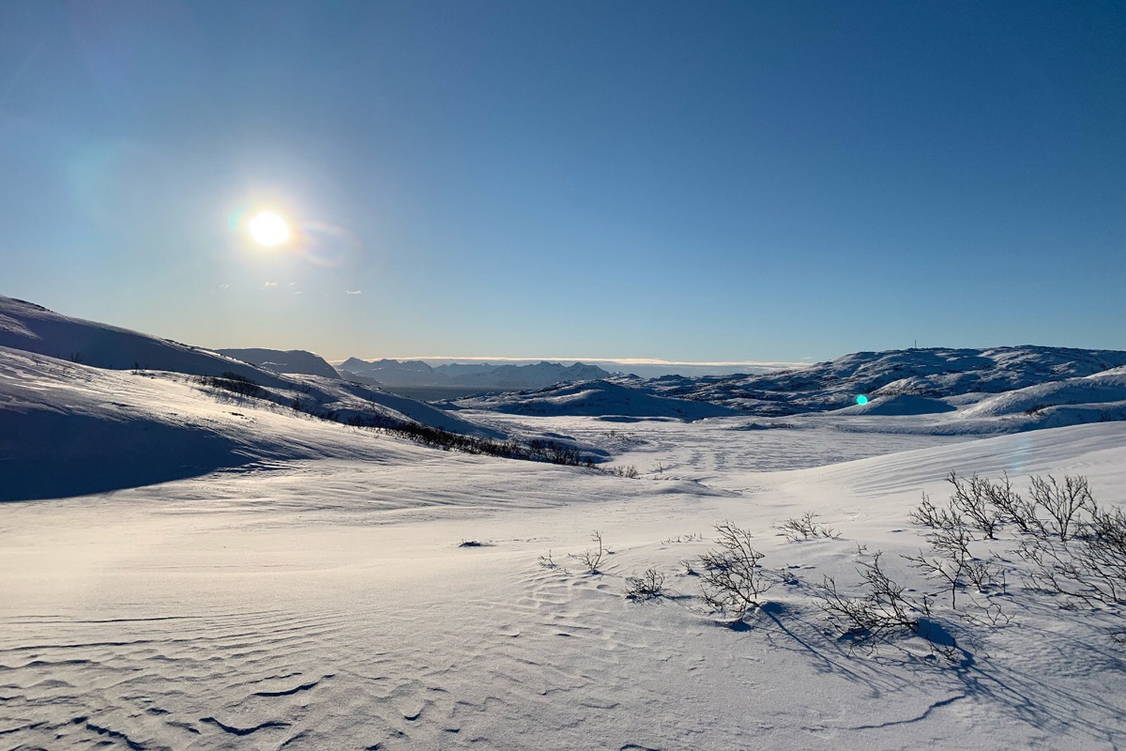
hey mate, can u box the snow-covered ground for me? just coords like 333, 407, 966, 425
3, 298, 1125, 749
2, 411, 1124, 749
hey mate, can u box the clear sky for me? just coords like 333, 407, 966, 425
2, 0, 1123, 362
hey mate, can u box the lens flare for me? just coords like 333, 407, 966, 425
855, 395, 869, 405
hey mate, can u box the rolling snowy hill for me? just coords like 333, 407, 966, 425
0, 297, 520, 500
643, 346, 1126, 415
0, 296, 285, 383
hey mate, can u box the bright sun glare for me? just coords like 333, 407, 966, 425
247, 211, 292, 247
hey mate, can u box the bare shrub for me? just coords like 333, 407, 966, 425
698, 522, 774, 616
907, 485, 1003, 610
571, 531, 607, 574
1029, 474, 1093, 541
538, 550, 561, 570
815, 552, 931, 641
625, 568, 667, 600
980, 473, 1042, 536
1020, 499, 1126, 606
909, 492, 963, 532
946, 472, 1002, 539
778, 512, 839, 542
604, 465, 640, 479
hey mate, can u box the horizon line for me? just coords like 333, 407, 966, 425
331, 355, 811, 369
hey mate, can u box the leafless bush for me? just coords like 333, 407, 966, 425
909, 492, 963, 532
946, 472, 1002, 539
778, 511, 839, 542
1020, 499, 1126, 606
907, 485, 1003, 609
1029, 475, 1093, 541
698, 522, 774, 616
625, 568, 667, 600
919, 471, 1118, 609
814, 551, 930, 642
570, 530, 607, 574
603, 465, 641, 479
538, 550, 561, 570
980, 473, 1042, 535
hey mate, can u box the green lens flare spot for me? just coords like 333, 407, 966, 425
855, 395, 869, 405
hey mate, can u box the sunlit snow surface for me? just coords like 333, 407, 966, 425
3, 393, 1125, 748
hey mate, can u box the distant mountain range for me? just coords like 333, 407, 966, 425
456, 346, 1126, 430
339, 357, 611, 391
638, 345, 1126, 415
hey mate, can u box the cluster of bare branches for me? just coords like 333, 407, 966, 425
697, 522, 775, 616
777, 512, 839, 542
624, 568, 667, 600
538, 550, 565, 572
910, 472, 1123, 609
1019, 496, 1126, 606
570, 530, 607, 574
814, 551, 931, 642
906, 490, 1003, 610
603, 465, 641, 479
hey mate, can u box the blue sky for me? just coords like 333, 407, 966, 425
1, 0, 1123, 362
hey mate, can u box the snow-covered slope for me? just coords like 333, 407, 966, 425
0, 296, 283, 383
2, 416, 1123, 749
644, 346, 1126, 415
217, 347, 340, 378
0, 297, 520, 499
455, 379, 741, 419
833, 393, 957, 416
0, 295, 493, 432
0, 345, 493, 500
958, 366, 1126, 418
817, 367, 1126, 434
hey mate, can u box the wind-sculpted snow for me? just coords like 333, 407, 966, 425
2, 422, 1124, 748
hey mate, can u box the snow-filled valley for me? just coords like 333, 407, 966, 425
2, 297, 1125, 750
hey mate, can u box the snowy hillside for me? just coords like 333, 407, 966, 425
0, 296, 285, 383
217, 347, 340, 378
643, 346, 1126, 415
0, 345, 501, 500
3, 298, 1124, 748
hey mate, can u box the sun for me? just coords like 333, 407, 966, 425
247, 210, 292, 247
